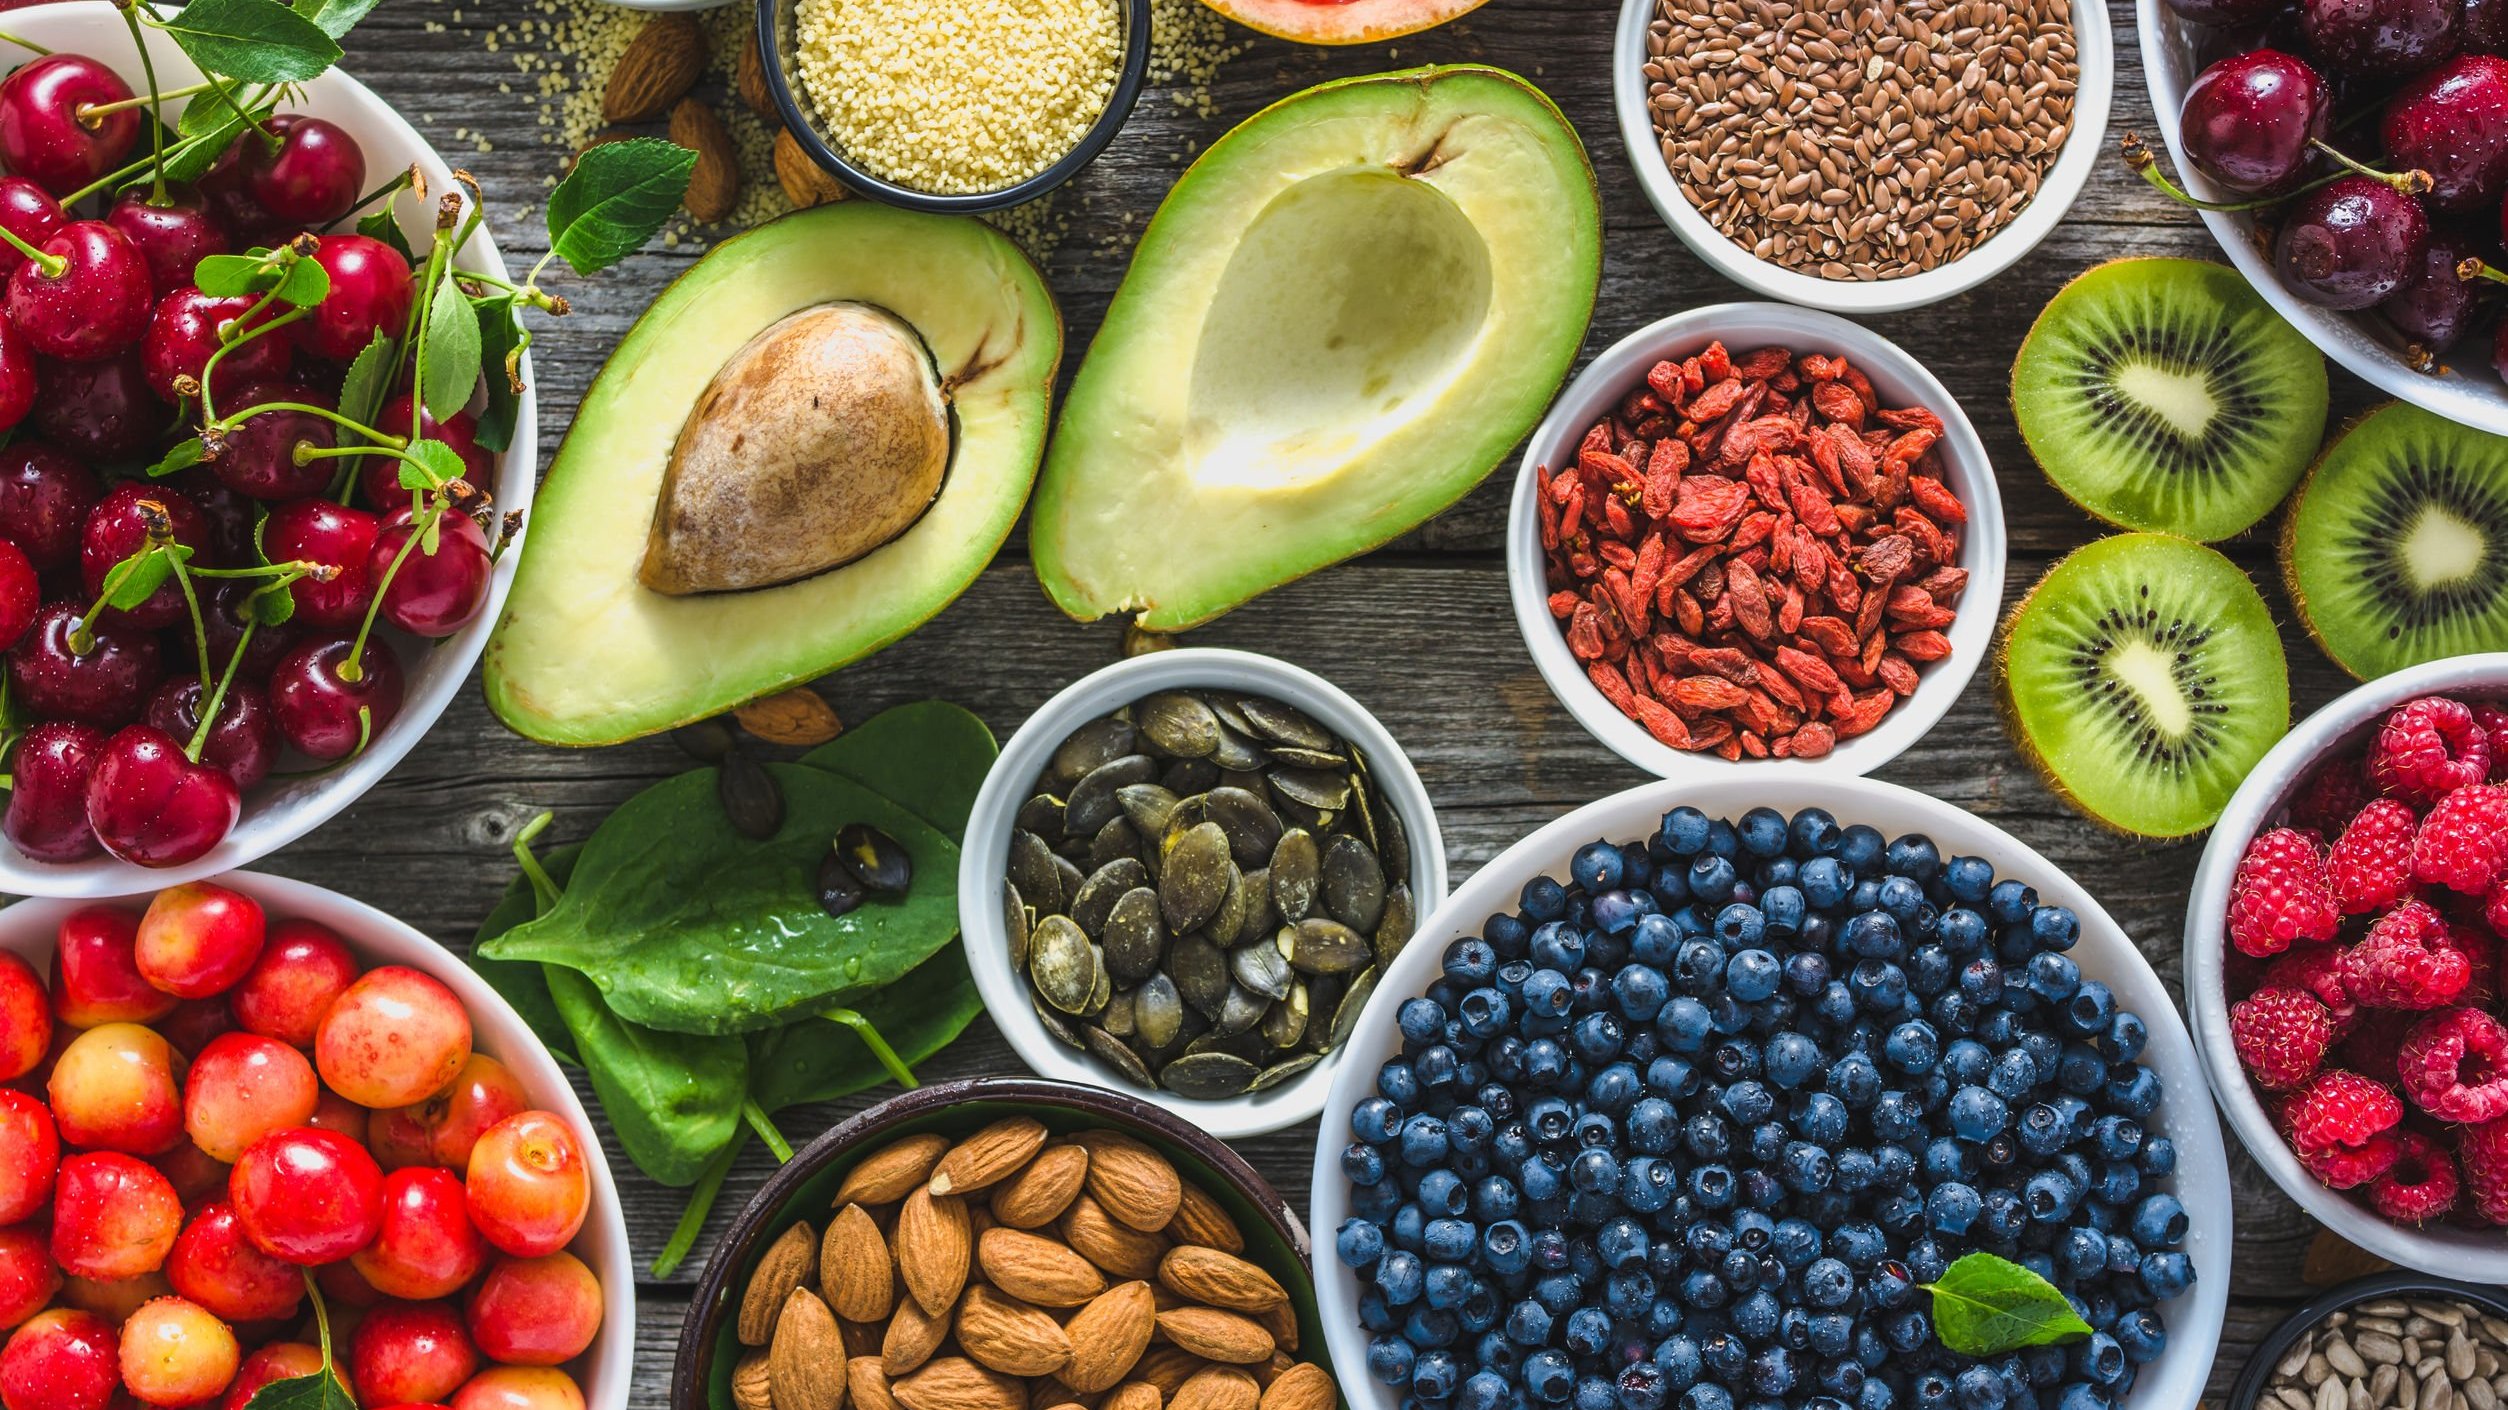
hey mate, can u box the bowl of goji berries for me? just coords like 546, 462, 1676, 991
1507, 303, 2005, 780
2188, 653, 2508, 1282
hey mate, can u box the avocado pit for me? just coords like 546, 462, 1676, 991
640, 301, 950, 596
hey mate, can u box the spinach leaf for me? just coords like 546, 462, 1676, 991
747, 944, 984, 1115
545, 967, 746, 1187
467, 846, 579, 1063
799, 701, 995, 837
477, 764, 960, 1035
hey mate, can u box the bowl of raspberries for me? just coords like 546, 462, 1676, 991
2189, 652, 2508, 1280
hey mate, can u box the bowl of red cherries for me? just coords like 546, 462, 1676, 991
0, 4, 548, 894
2141, 0, 2508, 433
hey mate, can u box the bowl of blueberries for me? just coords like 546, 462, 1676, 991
1310, 776, 2230, 1410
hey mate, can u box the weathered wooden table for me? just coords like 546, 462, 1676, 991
307, 1, 2373, 1400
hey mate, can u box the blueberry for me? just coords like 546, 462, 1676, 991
1527, 1349, 1578, 1404
1779, 1141, 1834, 1193
1620, 1362, 1672, 1410
2063, 980, 2117, 1036
2077, 1332, 2126, 1385
1523, 875, 1569, 922
1614, 965, 1671, 1024
2139, 1136, 2177, 1176
2138, 1250, 2195, 1299
1461, 1371, 1512, 1410
1985, 879, 2037, 926
2106, 1064, 2162, 1118
1485, 913, 1530, 956
1764, 1032, 1822, 1089
1532, 922, 1588, 975
1718, 904, 1769, 949
1683, 1385, 1735, 1410
1688, 1164, 1736, 1210
2027, 951, 2081, 1003
1955, 1366, 2006, 1410
1986, 1048, 2037, 1101
2031, 904, 2080, 949
1827, 1053, 1882, 1108
1927, 1181, 1982, 1234
1574, 840, 1628, 893
1785, 950, 1831, 995
1366, 1334, 1416, 1386
1401, 1114, 1451, 1166
1727, 948, 1781, 1001
1689, 855, 1740, 906
1572, 1148, 1622, 1196
1461, 986, 1513, 1039
2103, 1011, 2149, 1064
2113, 1309, 2166, 1363
1939, 908, 1989, 955
1761, 885, 1806, 937
1884, 1021, 1941, 1074
1661, 807, 1712, 857
1566, 1305, 1614, 1357
2024, 1167, 2082, 1223
1400, 996, 1447, 1045
2129, 1192, 2187, 1248
1344, 1142, 1388, 1186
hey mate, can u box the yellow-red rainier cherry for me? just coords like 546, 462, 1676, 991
464, 1251, 601, 1367
0, 1224, 57, 1331
352, 1166, 489, 1301
221, 1342, 323, 1410
134, 882, 266, 1001
117, 1295, 240, 1409
452, 1365, 588, 1410
228, 919, 357, 1048
49, 1151, 180, 1281
182, 1032, 318, 1164
0, 1307, 119, 1410
166, 1201, 303, 1324
316, 964, 472, 1109
50, 905, 174, 1028
464, 1111, 588, 1259
349, 1297, 480, 1406
0, 1093, 57, 1226
0, 953, 49, 1082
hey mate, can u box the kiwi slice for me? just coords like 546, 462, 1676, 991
2000, 532, 2289, 838
2012, 258, 2328, 543
2285, 402, 2508, 680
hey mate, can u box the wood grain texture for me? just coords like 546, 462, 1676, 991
307, 0, 2384, 1399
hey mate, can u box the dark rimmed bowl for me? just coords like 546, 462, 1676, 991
670, 1076, 1326, 1410
754, 0, 1151, 215
2229, 1272, 2508, 1410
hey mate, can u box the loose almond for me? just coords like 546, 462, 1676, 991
893, 1357, 1024, 1410
1061, 1194, 1168, 1280
736, 686, 844, 746
1253, 1300, 1298, 1354
769, 1289, 847, 1410
670, 98, 740, 224
850, 1358, 901, 1410
837, 1133, 950, 1206
1251, 1351, 1287, 1387
737, 28, 777, 116
603, 12, 705, 122
1157, 1246, 1285, 1313
1259, 1363, 1336, 1410
774, 127, 849, 209
930, 1117, 1050, 1197
1080, 1131, 1182, 1232
840, 1317, 883, 1359
732, 1350, 773, 1410
991, 1145, 1090, 1229
1057, 1281, 1157, 1393
979, 1226, 1106, 1307
821, 1203, 894, 1323
957, 1285, 1073, 1377
1104, 1385, 1164, 1410
739, 1220, 817, 1346
897, 1188, 971, 1317
1133, 1347, 1211, 1396
1166, 1183, 1244, 1254
1171, 1366, 1260, 1410
1155, 1308, 1273, 1365
881, 1291, 952, 1377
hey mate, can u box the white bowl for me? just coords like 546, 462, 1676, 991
0, 872, 632, 1409
2186, 652, 2508, 1282
1313, 776, 2232, 1410
2140, 5, 2508, 434
959, 647, 1449, 1141
1612, 0, 2113, 312
0, 3, 538, 897
1507, 303, 2006, 782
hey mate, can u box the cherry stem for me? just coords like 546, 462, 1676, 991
341, 500, 441, 683
115, 3, 166, 200
301, 1269, 334, 1368
168, 550, 209, 696
185, 560, 312, 581
184, 615, 251, 764
2460, 257, 2508, 287
0, 29, 49, 56
741, 1100, 795, 1163
195, 304, 307, 424
0, 224, 63, 280
2309, 139, 2434, 194
78, 78, 213, 123
213, 400, 397, 446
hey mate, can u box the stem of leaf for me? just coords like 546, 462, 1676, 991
652, 1129, 748, 1279
741, 1100, 794, 1163
821, 1007, 920, 1090
512, 810, 562, 914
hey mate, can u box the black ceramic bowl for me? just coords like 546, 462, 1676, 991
671, 1076, 1326, 1410
753, 0, 1151, 215
2229, 1272, 2508, 1410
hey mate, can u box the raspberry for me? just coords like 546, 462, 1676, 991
2411, 783, 2508, 894
2476, 702, 2508, 780
2262, 944, 2359, 1034
2285, 1070, 2405, 1188
2230, 986, 2337, 1090
2341, 901, 2474, 1009
2372, 696, 2492, 806
2329, 798, 2419, 914
2397, 1007, 2508, 1123
2457, 1115, 2508, 1224
2228, 827, 2340, 959
2488, 878, 2508, 939
2342, 1007, 2419, 1082
2369, 1127, 2460, 1222
2291, 754, 2376, 835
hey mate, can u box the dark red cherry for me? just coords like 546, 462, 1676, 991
0, 441, 99, 570
0, 317, 33, 432
260, 499, 376, 629
0, 536, 33, 651
6, 220, 153, 362
6, 600, 162, 725
368, 507, 491, 639
0, 177, 63, 279
2181, 51, 2332, 193
0, 55, 140, 197
295, 234, 411, 363
4, 718, 104, 862
2382, 227, 2493, 346
141, 287, 292, 405
79, 483, 207, 631
360, 395, 494, 510
2303, 0, 2460, 74
209, 382, 333, 501
84, 724, 240, 868
106, 189, 229, 295
269, 636, 401, 761
144, 676, 276, 792
2471, 0, 2508, 52
33, 353, 161, 461
2382, 55, 2508, 209
170, 471, 256, 568
190, 579, 295, 682
240, 115, 365, 231
2277, 173, 2431, 308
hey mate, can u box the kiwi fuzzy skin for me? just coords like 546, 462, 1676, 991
2276, 404, 2393, 684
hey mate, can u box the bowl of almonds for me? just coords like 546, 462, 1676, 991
2229, 1273, 2508, 1410
672, 1076, 1342, 1410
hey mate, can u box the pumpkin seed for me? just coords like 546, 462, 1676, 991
1327, 965, 1378, 1048
1380, 805, 1411, 885
1015, 792, 1066, 838
1087, 816, 1144, 873
1084, 949, 1112, 1017
817, 850, 866, 919
1162, 1051, 1260, 1099
1070, 858, 1149, 938
674, 717, 736, 764
1230, 937, 1293, 1000
1102, 888, 1167, 982
1240, 865, 1279, 940
1137, 691, 1222, 758
1218, 768, 1270, 794
1051, 856, 1086, 919
1303, 974, 1343, 1053
1159, 822, 1233, 932
1265, 745, 1347, 770
1115, 783, 1181, 839
1210, 725, 1267, 772
1049, 717, 1138, 788
1214, 983, 1270, 1036
1168, 934, 1231, 1019
1275, 796, 1336, 832
1029, 916, 1100, 1016
1281, 917, 1372, 975
1204, 694, 1254, 736
1250, 1053, 1320, 1091
1375, 882, 1416, 969
1261, 982, 1309, 1048
1083, 1026, 1155, 1088
1321, 835, 1387, 932
1270, 830, 1321, 922
1161, 758, 1222, 797
1009, 830, 1064, 916
1133, 972, 1185, 1050
1003, 881, 1030, 973
1066, 754, 1157, 837
1101, 986, 1138, 1039
1033, 993, 1084, 1049
1184, 1027, 1262, 1061
836, 824, 913, 895
1204, 787, 1282, 869
717, 749, 784, 840
1205, 868, 1249, 949
1238, 697, 1334, 752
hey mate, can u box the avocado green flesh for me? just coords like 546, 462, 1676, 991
1032, 66, 1601, 631
483, 204, 1060, 747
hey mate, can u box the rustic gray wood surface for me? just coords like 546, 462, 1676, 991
300, 0, 2383, 1399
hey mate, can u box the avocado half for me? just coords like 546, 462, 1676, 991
1202, 0, 1490, 43
484, 203, 1061, 746
1031, 65, 1601, 631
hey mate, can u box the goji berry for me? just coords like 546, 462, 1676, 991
1910, 475, 1967, 525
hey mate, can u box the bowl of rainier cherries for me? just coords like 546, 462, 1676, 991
0, 5, 544, 894
2189, 654, 2508, 1282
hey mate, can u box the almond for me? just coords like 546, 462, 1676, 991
769, 1289, 847, 1410
1056, 1281, 1157, 1393
737, 28, 777, 117
896, 1188, 970, 1317
881, 1290, 952, 1377
1251, 1351, 1287, 1387
603, 12, 705, 122
892, 1357, 1023, 1410
820, 1203, 894, 1324
1157, 1246, 1285, 1313
736, 686, 843, 745
841, 1317, 883, 1360
1132, 1347, 1211, 1396
978, 1226, 1106, 1307
732, 1350, 773, 1410
956, 1285, 1072, 1377
774, 126, 848, 209
1104, 1385, 1164, 1410
930, 1117, 1050, 1197
670, 98, 739, 224
1253, 1300, 1298, 1354
1165, 1183, 1244, 1254
1080, 1131, 1182, 1231
1171, 1366, 1260, 1410
838, 1133, 950, 1205
1060, 1194, 1168, 1280
1155, 1308, 1273, 1365
739, 1220, 817, 1346
1259, 1363, 1336, 1410
990, 1144, 1089, 1229
849, 1358, 901, 1410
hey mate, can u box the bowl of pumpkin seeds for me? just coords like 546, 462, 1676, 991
960, 647, 1448, 1139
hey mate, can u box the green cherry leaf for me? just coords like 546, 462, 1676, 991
398, 439, 466, 492
289, 0, 384, 40
545, 138, 697, 276
193, 253, 277, 299
162, 0, 344, 84
98, 543, 191, 614
241, 1367, 357, 1410
420, 273, 481, 424
356, 205, 415, 264
272, 256, 331, 309
337, 331, 396, 438
146, 438, 209, 480
248, 579, 298, 627
1922, 1252, 2094, 1356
